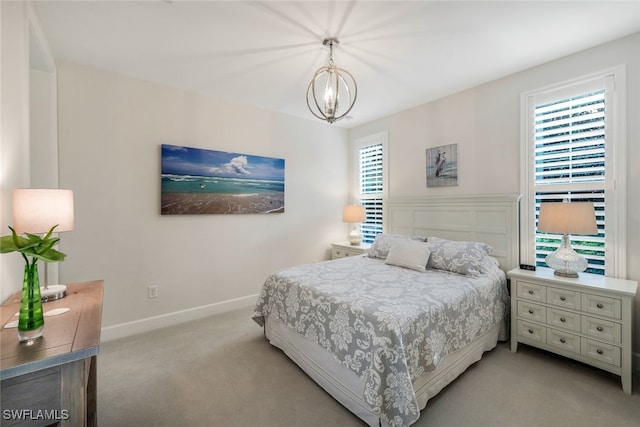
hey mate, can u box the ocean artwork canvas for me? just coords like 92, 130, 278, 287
426, 143, 459, 188
161, 144, 285, 214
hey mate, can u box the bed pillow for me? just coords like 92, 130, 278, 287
384, 240, 431, 272
426, 237, 493, 276
368, 234, 427, 259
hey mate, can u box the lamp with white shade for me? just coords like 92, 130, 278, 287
343, 204, 366, 246
13, 189, 74, 301
537, 201, 597, 278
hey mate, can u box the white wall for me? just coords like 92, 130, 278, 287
1, 1, 31, 303
56, 62, 348, 338
29, 70, 57, 188
1, 1, 61, 303
349, 33, 640, 356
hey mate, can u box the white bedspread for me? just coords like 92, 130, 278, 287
253, 255, 509, 426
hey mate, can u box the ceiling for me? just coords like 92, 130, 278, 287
33, 1, 640, 128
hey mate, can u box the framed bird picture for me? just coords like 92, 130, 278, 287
426, 143, 458, 187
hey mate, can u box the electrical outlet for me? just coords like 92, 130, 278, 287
148, 285, 158, 299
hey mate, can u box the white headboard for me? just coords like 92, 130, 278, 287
385, 194, 521, 272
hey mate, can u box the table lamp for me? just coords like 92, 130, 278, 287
13, 189, 74, 300
537, 201, 597, 277
343, 204, 366, 245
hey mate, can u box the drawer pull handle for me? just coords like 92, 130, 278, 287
596, 349, 604, 355
528, 309, 534, 314
596, 303, 604, 309
560, 317, 566, 323
560, 296, 566, 301
528, 329, 534, 334
560, 338, 566, 344
596, 326, 604, 332
528, 290, 534, 295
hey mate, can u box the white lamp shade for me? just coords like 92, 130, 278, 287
13, 189, 74, 234
538, 202, 597, 235
343, 204, 366, 223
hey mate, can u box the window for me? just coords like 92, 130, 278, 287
521, 68, 626, 277
353, 132, 387, 244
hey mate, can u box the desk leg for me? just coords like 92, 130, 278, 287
61, 359, 85, 426
87, 356, 97, 427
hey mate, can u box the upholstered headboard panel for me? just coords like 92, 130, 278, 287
385, 194, 521, 272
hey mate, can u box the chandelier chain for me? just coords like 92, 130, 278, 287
328, 40, 335, 67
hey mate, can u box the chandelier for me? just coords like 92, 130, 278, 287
306, 37, 357, 124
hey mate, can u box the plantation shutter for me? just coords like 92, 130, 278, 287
358, 142, 384, 243
532, 81, 608, 275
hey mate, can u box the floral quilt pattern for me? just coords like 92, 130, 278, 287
253, 255, 509, 426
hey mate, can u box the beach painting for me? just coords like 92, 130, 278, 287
426, 143, 459, 187
161, 144, 285, 214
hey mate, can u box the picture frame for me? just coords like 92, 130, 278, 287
161, 144, 285, 214
426, 143, 459, 187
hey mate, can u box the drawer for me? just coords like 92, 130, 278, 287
517, 301, 546, 323
581, 316, 621, 344
546, 286, 580, 310
581, 338, 621, 367
582, 293, 621, 319
546, 308, 580, 333
332, 248, 343, 258
547, 328, 580, 354
332, 248, 354, 259
517, 281, 545, 303
517, 320, 546, 343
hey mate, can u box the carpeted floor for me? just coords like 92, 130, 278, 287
97, 306, 640, 426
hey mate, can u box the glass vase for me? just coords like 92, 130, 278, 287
18, 262, 45, 343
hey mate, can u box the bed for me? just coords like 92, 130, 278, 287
253, 195, 521, 426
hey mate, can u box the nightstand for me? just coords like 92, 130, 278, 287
1, 280, 104, 426
507, 267, 637, 394
331, 242, 371, 259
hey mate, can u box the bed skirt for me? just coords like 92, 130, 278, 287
264, 315, 509, 427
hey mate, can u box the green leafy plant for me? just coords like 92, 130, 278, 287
0, 225, 66, 266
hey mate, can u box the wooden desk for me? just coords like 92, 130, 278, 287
0, 281, 103, 426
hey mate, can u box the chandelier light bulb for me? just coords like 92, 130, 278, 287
324, 72, 337, 115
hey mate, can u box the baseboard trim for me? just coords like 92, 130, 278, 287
101, 294, 258, 342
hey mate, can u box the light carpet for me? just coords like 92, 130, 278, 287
98, 306, 640, 426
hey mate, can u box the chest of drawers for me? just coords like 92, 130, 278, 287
507, 267, 637, 394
